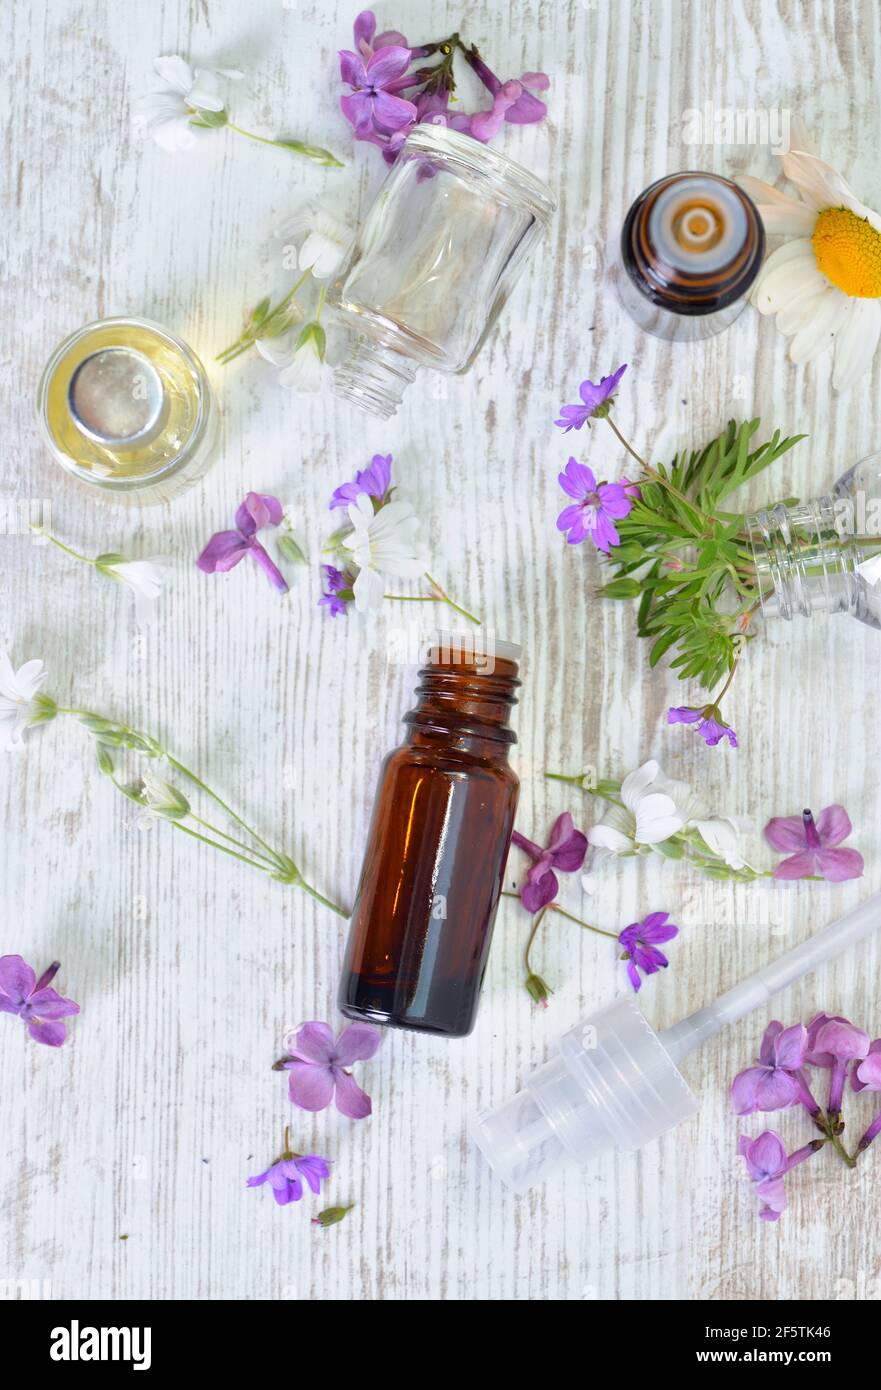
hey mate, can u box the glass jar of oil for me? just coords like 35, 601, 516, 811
37, 317, 218, 503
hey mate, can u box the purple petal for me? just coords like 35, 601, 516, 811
813, 1019, 869, 1061
772, 1023, 807, 1071
625, 958, 642, 991
856, 1050, 881, 1092
352, 10, 376, 50
371, 89, 417, 133
273, 1179, 300, 1205
26, 987, 79, 1020
554, 405, 590, 432
504, 89, 547, 124
333, 1022, 382, 1066
249, 541, 290, 594
0, 997, 22, 1016
556, 503, 587, 536
741, 1130, 787, 1181
340, 91, 373, 133
814, 847, 864, 882
579, 364, 627, 410
667, 705, 703, 725
333, 1067, 372, 1119
246, 1169, 269, 1187
772, 849, 820, 880
521, 867, 559, 913
294, 1155, 331, 1193
0, 954, 36, 1005
235, 492, 284, 535
730, 1066, 764, 1115
814, 803, 852, 847
26, 1018, 69, 1047
196, 530, 250, 574
755, 1069, 801, 1112
286, 1059, 335, 1112
339, 49, 368, 88
510, 829, 543, 861
558, 458, 596, 500
592, 511, 620, 553
365, 45, 413, 85
596, 483, 633, 520
290, 1021, 336, 1063
764, 814, 808, 852
641, 920, 678, 946
758, 1020, 784, 1066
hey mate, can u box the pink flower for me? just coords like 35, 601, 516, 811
764, 805, 863, 882
811, 1017, 869, 1115
278, 1021, 382, 1119
556, 459, 634, 551
352, 9, 408, 60
738, 1130, 788, 1221
196, 492, 289, 593
852, 1038, 881, 1092
466, 51, 549, 127
0, 955, 79, 1047
511, 812, 588, 913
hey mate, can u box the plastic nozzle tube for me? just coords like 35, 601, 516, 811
471, 890, 881, 1192
661, 891, 881, 1065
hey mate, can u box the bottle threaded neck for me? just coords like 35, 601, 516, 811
747, 496, 859, 621
404, 653, 520, 748
333, 337, 419, 419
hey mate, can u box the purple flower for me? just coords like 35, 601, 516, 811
278, 1021, 382, 1119
247, 1152, 330, 1207
617, 911, 678, 992
854, 1046, 881, 1151
511, 812, 588, 913
554, 364, 627, 432
330, 453, 393, 510
810, 1017, 869, 1115
467, 52, 549, 126
730, 1021, 809, 1115
319, 563, 353, 618
352, 9, 408, 60
339, 46, 417, 137
556, 459, 634, 552
197, 492, 288, 593
667, 704, 737, 748
0, 955, 79, 1047
738, 1130, 788, 1221
764, 806, 864, 882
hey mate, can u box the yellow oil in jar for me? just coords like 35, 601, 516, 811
38, 317, 217, 503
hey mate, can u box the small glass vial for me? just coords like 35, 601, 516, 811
329, 125, 556, 419
37, 317, 218, 504
748, 450, 881, 628
619, 172, 764, 341
339, 634, 521, 1037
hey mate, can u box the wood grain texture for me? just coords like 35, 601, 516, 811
2, 0, 881, 1301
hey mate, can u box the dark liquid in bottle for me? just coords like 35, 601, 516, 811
339, 646, 520, 1037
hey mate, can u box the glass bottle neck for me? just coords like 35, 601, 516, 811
747, 494, 880, 622
403, 657, 520, 761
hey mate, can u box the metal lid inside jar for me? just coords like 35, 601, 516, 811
67, 347, 167, 448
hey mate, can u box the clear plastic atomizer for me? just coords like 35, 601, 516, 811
328, 124, 556, 419
470, 892, 881, 1193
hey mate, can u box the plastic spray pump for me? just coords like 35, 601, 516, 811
470, 892, 881, 1193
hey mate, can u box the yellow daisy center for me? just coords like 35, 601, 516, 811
811, 206, 881, 298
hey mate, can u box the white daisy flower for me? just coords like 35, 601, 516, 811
133, 55, 242, 153
276, 203, 355, 280
740, 116, 881, 390
587, 759, 698, 855
0, 650, 49, 750
342, 493, 427, 614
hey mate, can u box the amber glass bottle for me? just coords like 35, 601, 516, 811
339, 637, 521, 1037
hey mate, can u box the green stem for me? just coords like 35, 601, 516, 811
423, 572, 481, 626
168, 818, 275, 873
36, 530, 96, 568
216, 270, 310, 363
164, 754, 283, 868
523, 906, 548, 976
547, 901, 619, 939
188, 813, 281, 870
606, 415, 651, 474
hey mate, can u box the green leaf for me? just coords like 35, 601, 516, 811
96, 746, 114, 776
652, 838, 685, 859
600, 577, 641, 599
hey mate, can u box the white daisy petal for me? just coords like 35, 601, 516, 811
788, 286, 850, 363
754, 241, 819, 315
775, 284, 829, 336
738, 176, 818, 236
833, 299, 881, 391
784, 113, 819, 158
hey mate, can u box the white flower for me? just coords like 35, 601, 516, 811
276, 203, 355, 280
99, 557, 170, 625
278, 323, 326, 393
139, 762, 189, 822
0, 650, 49, 750
740, 116, 881, 390
342, 493, 427, 614
692, 816, 753, 871
587, 759, 698, 855
857, 553, 881, 587
133, 55, 242, 153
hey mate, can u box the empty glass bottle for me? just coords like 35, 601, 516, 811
747, 452, 881, 627
339, 634, 521, 1037
329, 125, 555, 418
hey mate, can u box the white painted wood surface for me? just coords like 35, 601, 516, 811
3, 0, 881, 1302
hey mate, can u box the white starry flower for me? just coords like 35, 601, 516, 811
0, 650, 50, 751
276, 203, 355, 280
98, 557, 170, 626
342, 493, 427, 614
133, 55, 242, 153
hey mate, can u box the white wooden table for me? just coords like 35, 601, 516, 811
3, 0, 881, 1302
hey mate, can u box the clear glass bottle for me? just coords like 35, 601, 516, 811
619, 172, 764, 341
329, 125, 556, 419
339, 635, 521, 1037
747, 452, 881, 627
37, 317, 219, 504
